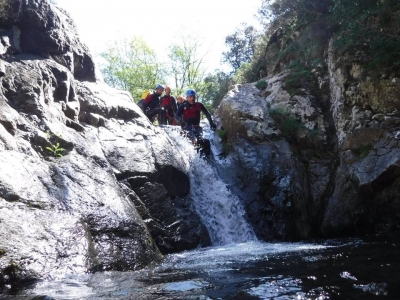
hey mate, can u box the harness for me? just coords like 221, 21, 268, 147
161, 96, 175, 118
183, 102, 201, 125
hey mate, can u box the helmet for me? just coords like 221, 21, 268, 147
156, 84, 165, 90
186, 89, 196, 97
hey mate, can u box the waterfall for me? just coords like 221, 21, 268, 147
164, 125, 257, 245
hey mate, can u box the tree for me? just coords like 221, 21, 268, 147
202, 70, 232, 112
222, 23, 258, 72
167, 35, 208, 99
330, 0, 400, 70
258, 0, 332, 27
100, 37, 165, 101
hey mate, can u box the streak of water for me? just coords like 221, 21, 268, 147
164, 125, 256, 245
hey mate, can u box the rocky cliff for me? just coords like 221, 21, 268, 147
215, 16, 400, 240
0, 0, 209, 292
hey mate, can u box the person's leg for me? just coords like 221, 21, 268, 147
147, 108, 163, 123
195, 127, 203, 139
186, 124, 197, 144
167, 107, 174, 124
158, 108, 167, 125
146, 109, 157, 121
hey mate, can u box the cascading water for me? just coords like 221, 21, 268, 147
8, 126, 400, 300
163, 125, 256, 245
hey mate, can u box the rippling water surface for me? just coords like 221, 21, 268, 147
4, 127, 400, 299
7, 236, 400, 300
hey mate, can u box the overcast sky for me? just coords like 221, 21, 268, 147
56, 0, 262, 75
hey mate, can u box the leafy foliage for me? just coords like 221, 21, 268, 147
258, 0, 332, 27
45, 131, 66, 158
167, 34, 207, 97
269, 107, 304, 139
46, 142, 65, 158
222, 23, 258, 72
330, 0, 400, 71
100, 37, 165, 101
202, 70, 232, 113
216, 128, 231, 156
283, 61, 315, 95
255, 79, 268, 90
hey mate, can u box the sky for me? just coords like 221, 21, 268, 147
55, 0, 262, 79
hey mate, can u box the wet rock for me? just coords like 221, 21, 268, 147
124, 182, 211, 254
0, 0, 208, 291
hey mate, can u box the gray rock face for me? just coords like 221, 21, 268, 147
0, 0, 97, 82
215, 80, 331, 240
215, 61, 400, 239
0, 0, 209, 291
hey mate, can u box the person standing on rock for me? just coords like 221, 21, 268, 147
176, 95, 185, 108
175, 89, 216, 144
143, 84, 165, 123
159, 86, 177, 125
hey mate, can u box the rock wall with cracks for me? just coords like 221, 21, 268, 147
0, 0, 210, 291
214, 41, 400, 241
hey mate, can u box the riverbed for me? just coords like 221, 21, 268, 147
6, 235, 399, 299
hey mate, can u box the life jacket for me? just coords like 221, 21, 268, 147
160, 95, 176, 119
137, 90, 151, 113
144, 91, 160, 110
160, 95, 174, 108
182, 102, 203, 125
141, 90, 150, 100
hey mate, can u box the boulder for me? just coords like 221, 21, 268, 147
0, 0, 209, 292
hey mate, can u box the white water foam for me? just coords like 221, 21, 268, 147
164, 125, 257, 245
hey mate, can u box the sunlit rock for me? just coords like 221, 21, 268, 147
0, 0, 209, 290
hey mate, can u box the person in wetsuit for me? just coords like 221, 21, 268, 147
159, 86, 177, 125
143, 84, 164, 123
175, 89, 216, 144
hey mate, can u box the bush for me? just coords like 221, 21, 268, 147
255, 79, 268, 90
331, 0, 400, 71
269, 107, 304, 139
283, 61, 314, 95
216, 129, 231, 157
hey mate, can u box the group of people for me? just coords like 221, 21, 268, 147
142, 84, 216, 144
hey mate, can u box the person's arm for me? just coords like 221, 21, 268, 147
200, 103, 215, 129
172, 97, 177, 113
175, 104, 184, 123
143, 93, 153, 108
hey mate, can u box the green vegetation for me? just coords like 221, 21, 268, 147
98, 0, 400, 113
167, 34, 208, 98
100, 37, 164, 102
46, 142, 65, 158
255, 79, 268, 90
283, 61, 314, 96
222, 23, 258, 72
202, 70, 231, 114
216, 129, 231, 156
331, 0, 400, 71
45, 131, 66, 158
100, 34, 211, 105
269, 107, 304, 139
